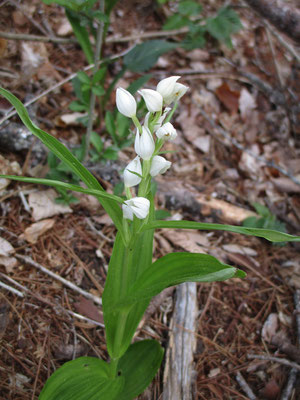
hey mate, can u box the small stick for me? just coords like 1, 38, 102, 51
236, 371, 257, 400
0, 272, 104, 327
15, 254, 102, 305
247, 354, 300, 371
0, 280, 24, 297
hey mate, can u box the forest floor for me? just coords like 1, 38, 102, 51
0, 0, 300, 399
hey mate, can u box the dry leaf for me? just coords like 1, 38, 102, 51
262, 313, 278, 342
193, 135, 210, 153
0, 237, 14, 256
56, 17, 73, 36
0, 256, 18, 273
239, 88, 256, 120
162, 229, 209, 253
29, 189, 72, 221
20, 218, 55, 244
58, 112, 88, 126
215, 82, 240, 114
74, 297, 103, 323
21, 42, 48, 78
222, 244, 257, 257
271, 177, 300, 193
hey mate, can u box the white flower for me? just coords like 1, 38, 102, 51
172, 83, 189, 102
150, 155, 171, 177
135, 126, 155, 160
154, 107, 171, 132
124, 156, 142, 187
116, 88, 136, 118
156, 122, 177, 140
156, 76, 188, 105
138, 89, 163, 113
157, 76, 180, 105
122, 197, 150, 220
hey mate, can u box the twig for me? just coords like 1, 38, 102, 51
84, 0, 105, 161
264, 21, 300, 64
236, 371, 257, 400
265, 26, 284, 88
0, 46, 134, 126
15, 254, 102, 305
106, 27, 189, 43
0, 280, 24, 297
31, 327, 49, 400
0, 272, 104, 327
195, 104, 300, 187
247, 354, 300, 371
280, 369, 297, 400
0, 31, 77, 44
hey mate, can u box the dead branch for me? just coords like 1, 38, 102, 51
244, 0, 300, 43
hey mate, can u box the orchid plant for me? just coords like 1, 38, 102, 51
0, 79, 299, 399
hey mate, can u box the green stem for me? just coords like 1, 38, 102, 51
132, 115, 142, 134
138, 160, 151, 197
84, 0, 105, 161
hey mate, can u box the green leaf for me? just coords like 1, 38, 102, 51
0, 88, 124, 235
205, 7, 242, 48
90, 131, 103, 153
154, 209, 171, 220
92, 85, 105, 96
42, 0, 97, 12
77, 71, 91, 85
178, 1, 202, 16
252, 202, 271, 217
69, 100, 89, 112
0, 175, 124, 204
39, 357, 124, 400
117, 340, 164, 400
109, 253, 245, 309
103, 147, 119, 160
127, 74, 152, 94
116, 112, 130, 139
92, 67, 107, 84
124, 40, 177, 72
142, 220, 300, 243
163, 14, 190, 30
66, 9, 94, 64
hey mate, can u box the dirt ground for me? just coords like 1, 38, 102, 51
0, 1, 300, 399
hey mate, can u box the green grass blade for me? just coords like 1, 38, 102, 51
0, 88, 123, 234
0, 175, 124, 204
142, 220, 300, 243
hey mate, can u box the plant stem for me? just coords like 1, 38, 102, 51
84, 0, 105, 161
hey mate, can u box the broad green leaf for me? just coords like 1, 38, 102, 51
69, 100, 88, 112
127, 74, 152, 94
92, 85, 105, 96
92, 67, 107, 84
66, 9, 94, 64
206, 7, 242, 48
39, 357, 124, 400
142, 220, 300, 243
124, 40, 177, 72
42, 0, 96, 12
163, 14, 190, 30
0, 175, 124, 204
0, 88, 124, 235
77, 71, 91, 84
178, 1, 202, 16
90, 131, 103, 153
117, 340, 164, 400
109, 252, 245, 309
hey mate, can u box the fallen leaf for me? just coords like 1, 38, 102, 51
58, 112, 88, 126
208, 367, 221, 378
29, 189, 72, 221
215, 82, 240, 114
162, 229, 209, 253
21, 42, 48, 78
193, 135, 210, 153
239, 88, 256, 120
262, 313, 278, 342
0, 256, 18, 273
0, 237, 14, 256
56, 17, 73, 36
260, 379, 280, 400
271, 177, 300, 193
222, 244, 257, 257
20, 218, 55, 244
74, 297, 103, 323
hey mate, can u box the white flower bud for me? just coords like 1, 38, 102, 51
135, 126, 155, 160
138, 89, 163, 113
150, 155, 171, 177
124, 156, 142, 187
156, 76, 180, 105
122, 197, 150, 220
156, 122, 177, 141
116, 87, 136, 118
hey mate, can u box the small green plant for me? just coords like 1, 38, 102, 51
243, 202, 286, 232
1, 81, 300, 399
163, 1, 242, 49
